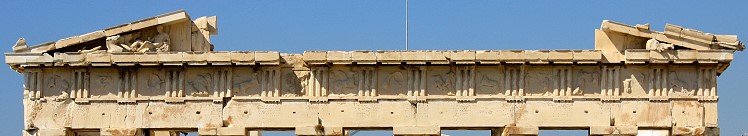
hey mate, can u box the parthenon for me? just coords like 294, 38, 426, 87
5, 10, 744, 136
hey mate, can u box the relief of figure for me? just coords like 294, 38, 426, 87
236, 80, 259, 94
93, 75, 112, 90
105, 35, 125, 53
283, 72, 303, 96
104, 26, 170, 53
573, 70, 597, 95
479, 74, 498, 90
431, 73, 453, 94
13, 38, 27, 52
646, 38, 674, 52
623, 78, 632, 94
152, 26, 171, 52
46, 75, 70, 99
298, 71, 311, 95
669, 71, 693, 96
118, 32, 142, 52
78, 46, 103, 53
332, 70, 356, 94
105, 33, 140, 53
187, 73, 212, 96
146, 73, 164, 88
104, 32, 142, 53
128, 26, 170, 52
383, 71, 405, 92
235, 72, 260, 95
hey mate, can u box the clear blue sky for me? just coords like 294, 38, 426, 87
2, 1, 747, 135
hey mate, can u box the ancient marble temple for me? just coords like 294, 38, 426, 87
5, 10, 744, 136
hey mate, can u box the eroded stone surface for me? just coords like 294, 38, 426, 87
8, 11, 741, 136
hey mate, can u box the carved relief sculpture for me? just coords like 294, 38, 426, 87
4, 11, 743, 136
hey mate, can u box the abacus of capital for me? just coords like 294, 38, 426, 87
6, 10, 743, 136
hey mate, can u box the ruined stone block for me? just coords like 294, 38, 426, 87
6, 11, 742, 136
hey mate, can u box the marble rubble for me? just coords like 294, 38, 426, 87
5, 10, 744, 136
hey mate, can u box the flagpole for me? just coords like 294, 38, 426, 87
405, 0, 409, 50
